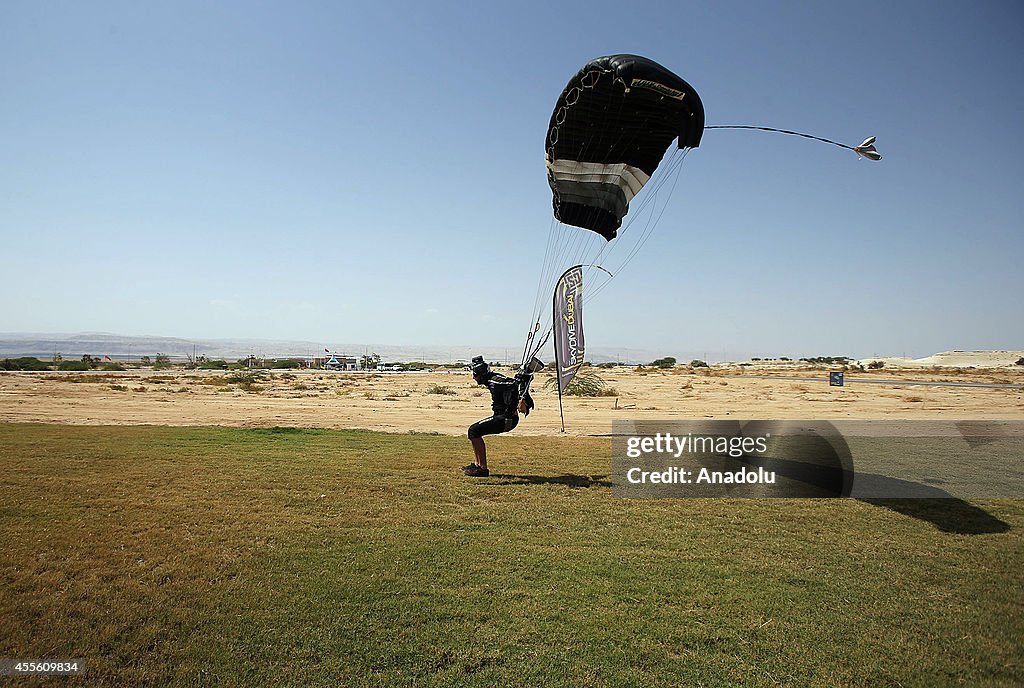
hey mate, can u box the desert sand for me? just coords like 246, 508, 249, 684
1, 363, 1021, 436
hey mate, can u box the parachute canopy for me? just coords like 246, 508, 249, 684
546, 54, 705, 240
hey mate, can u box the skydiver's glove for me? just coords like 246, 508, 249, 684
519, 388, 535, 417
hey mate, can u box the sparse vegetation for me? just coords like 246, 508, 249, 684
801, 356, 851, 365
868, 360, 886, 369
1016, 357, 1024, 366
426, 385, 457, 396
225, 371, 265, 392
226, 371, 265, 385
1, 357, 51, 371
543, 371, 617, 397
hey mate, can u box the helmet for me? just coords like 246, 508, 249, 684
470, 356, 490, 379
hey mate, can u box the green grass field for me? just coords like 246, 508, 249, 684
1, 424, 1021, 686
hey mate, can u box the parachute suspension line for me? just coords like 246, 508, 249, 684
608, 149, 689, 270
534, 141, 686, 348
550, 73, 656, 286
525, 66, 619, 366
527, 58, 700, 366
525, 263, 612, 365
589, 149, 689, 302
704, 125, 881, 160
525, 216, 561, 348
586, 148, 688, 297
593, 148, 687, 272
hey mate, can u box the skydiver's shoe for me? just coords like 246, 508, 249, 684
463, 464, 490, 477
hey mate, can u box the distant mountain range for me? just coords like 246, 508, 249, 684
0, 332, 685, 365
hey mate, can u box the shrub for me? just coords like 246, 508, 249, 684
800, 356, 851, 365
649, 357, 677, 369
58, 360, 90, 371
1015, 357, 1024, 366
690, 360, 709, 368
427, 385, 457, 395
543, 371, 617, 397
867, 360, 885, 369
1, 357, 51, 371
226, 371, 265, 392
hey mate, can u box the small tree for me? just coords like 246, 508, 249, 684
690, 359, 709, 368
649, 357, 677, 369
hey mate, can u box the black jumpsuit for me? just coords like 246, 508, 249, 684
467, 373, 520, 439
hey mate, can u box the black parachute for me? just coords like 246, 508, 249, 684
525, 53, 878, 378
545, 54, 705, 240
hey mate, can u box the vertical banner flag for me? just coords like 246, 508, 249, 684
553, 265, 585, 394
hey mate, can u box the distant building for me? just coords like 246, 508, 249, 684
316, 355, 359, 371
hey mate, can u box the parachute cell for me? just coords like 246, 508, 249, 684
545, 54, 705, 240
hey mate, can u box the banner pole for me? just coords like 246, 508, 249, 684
552, 282, 565, 433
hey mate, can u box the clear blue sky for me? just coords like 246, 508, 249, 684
2, 1, 1021, 359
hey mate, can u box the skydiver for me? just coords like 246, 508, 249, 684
463, 356, 534, 477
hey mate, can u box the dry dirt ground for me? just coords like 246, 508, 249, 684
1, 366, 1022, 435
